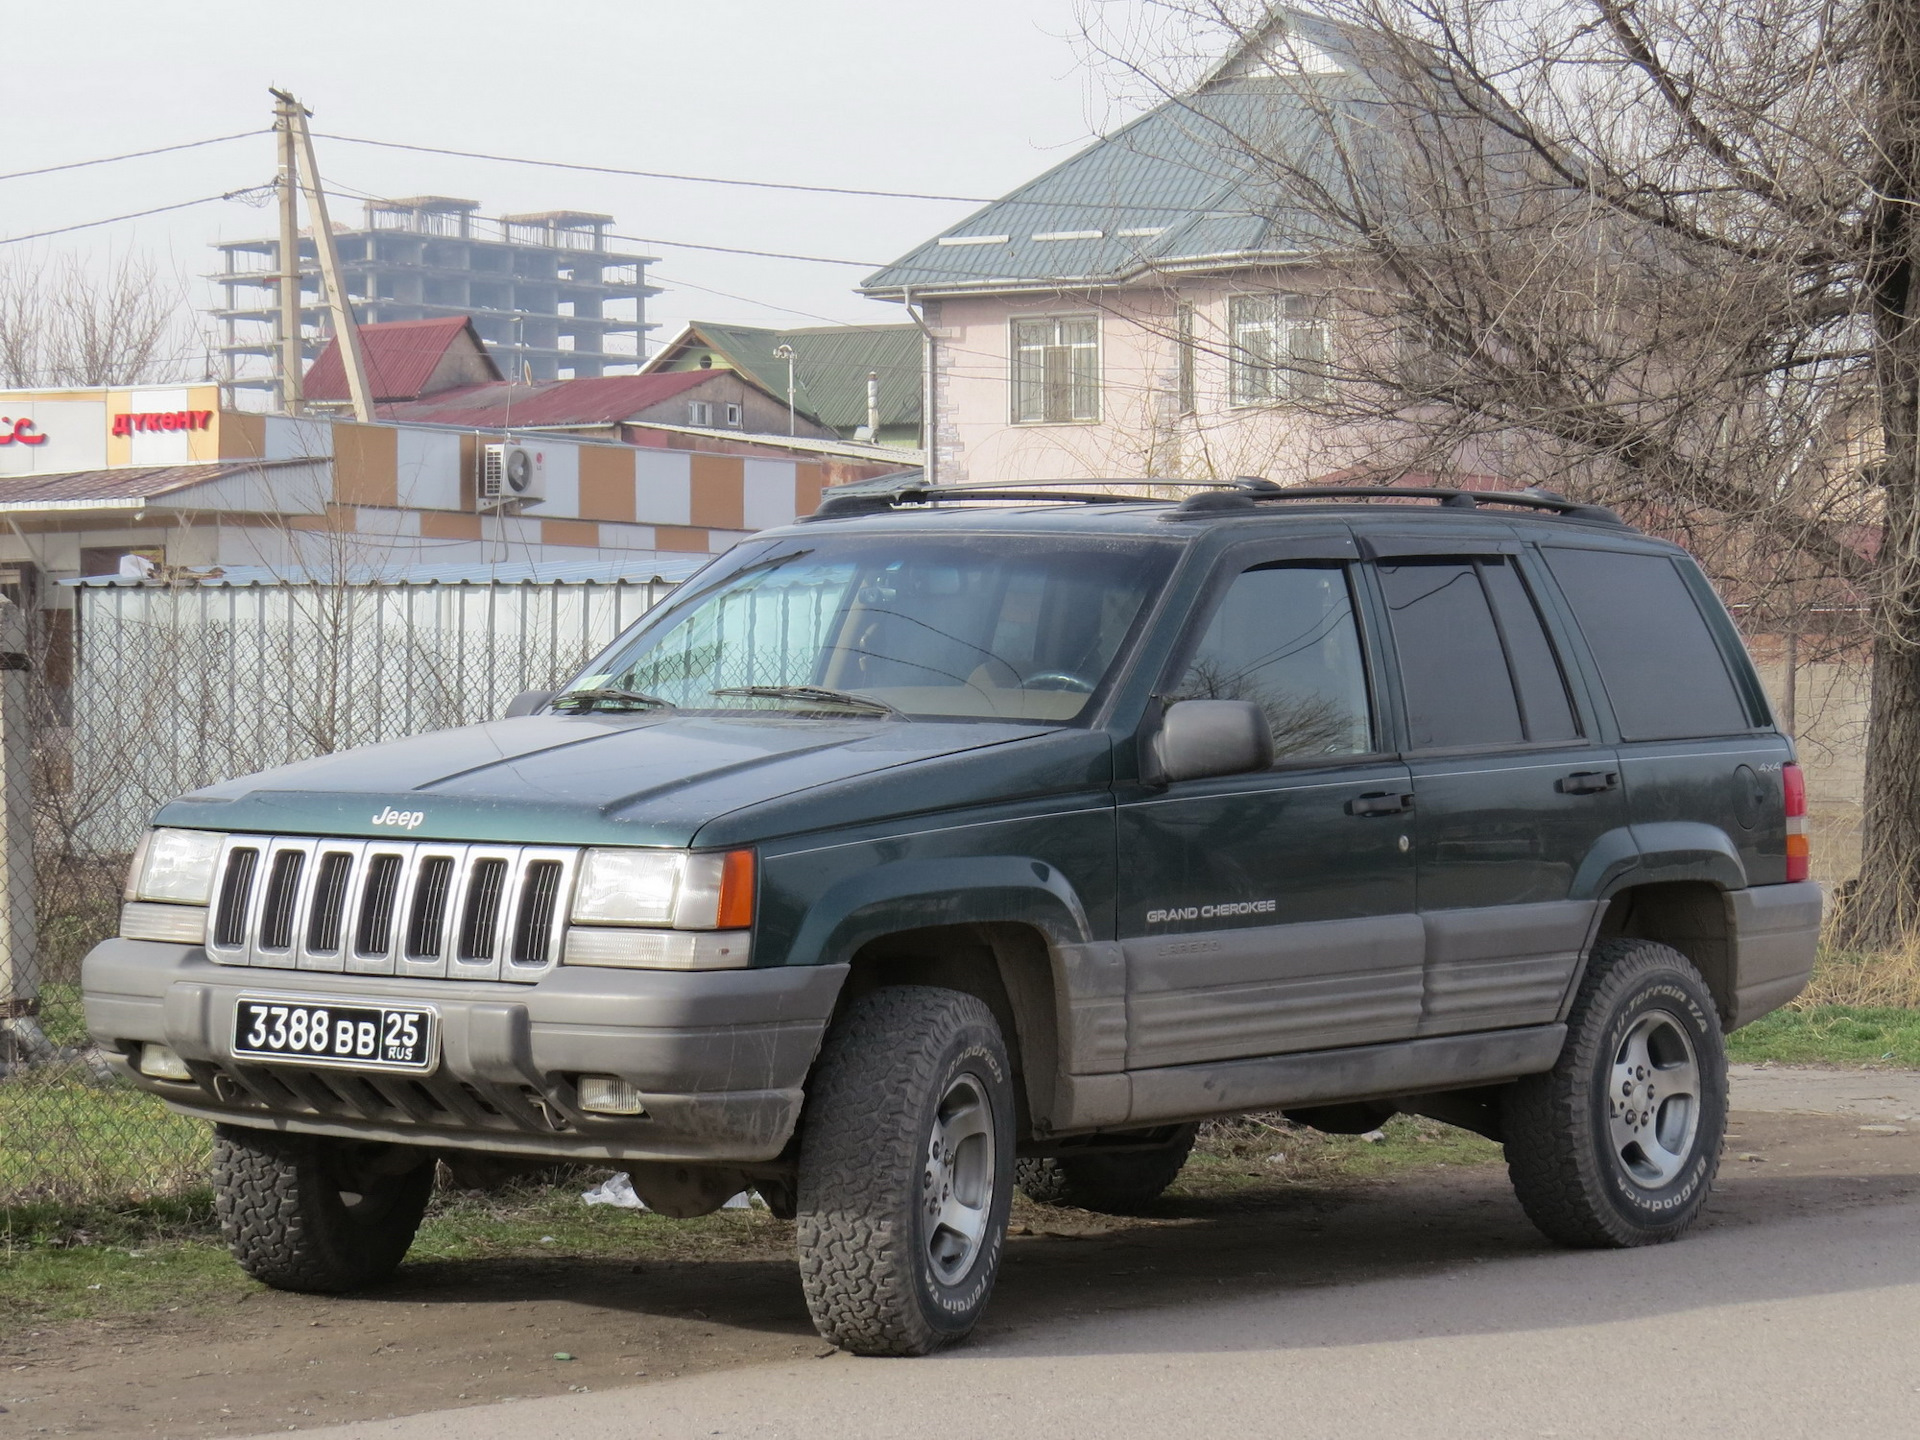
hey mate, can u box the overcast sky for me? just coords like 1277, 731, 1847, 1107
2, 0, 1172, 374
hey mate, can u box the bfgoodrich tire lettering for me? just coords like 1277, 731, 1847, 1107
213, 1125, 435, 1292
1504, 938, 1727, 1248
795, 985, 1016, 1356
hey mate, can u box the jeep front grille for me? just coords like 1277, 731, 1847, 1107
204, 834, 579, 981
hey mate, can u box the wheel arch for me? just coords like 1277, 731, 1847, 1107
1585, 879, 1738, 1025
832, 920, 1063, 1143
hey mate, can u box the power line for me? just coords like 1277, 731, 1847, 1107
311, 182, 884, 268
0, 191, 244, 247
0, 131, 268, 184
312, 131, 993, 205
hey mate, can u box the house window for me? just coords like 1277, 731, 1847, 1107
1229, 293, 1330, 405
724, 403, 743, 428
1176, 301, 1196, 414
688, 400, 714, 426
1011, 315, 1100, 423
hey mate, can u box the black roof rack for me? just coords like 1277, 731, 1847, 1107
803, 478, 1624, 527
1163, 484, 1624, 525
805, 481, 1154, 522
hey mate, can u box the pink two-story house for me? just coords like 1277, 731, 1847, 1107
863, 10, 1380, 487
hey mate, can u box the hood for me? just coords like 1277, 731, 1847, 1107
156, 712, 1069, 847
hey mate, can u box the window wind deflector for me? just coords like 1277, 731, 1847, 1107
551, 687, 677, 713
710, 685, 904, 717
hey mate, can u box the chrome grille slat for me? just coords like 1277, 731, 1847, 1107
205, 834, 577, 983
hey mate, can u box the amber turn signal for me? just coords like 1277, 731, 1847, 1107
716, 848, 756, 930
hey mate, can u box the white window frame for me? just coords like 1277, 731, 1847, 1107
688, 400, 714, 426
1228, 293, 1331, 406
1010, 313, 1101, 424
723, 403, 743, 428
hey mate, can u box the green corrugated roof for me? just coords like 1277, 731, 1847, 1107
861, 9, 1373, 296
647, 322, 921, 434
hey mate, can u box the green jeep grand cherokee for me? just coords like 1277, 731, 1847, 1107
83, 481, 1821, 1355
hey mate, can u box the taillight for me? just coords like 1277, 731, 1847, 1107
1783, 762, 1809, 882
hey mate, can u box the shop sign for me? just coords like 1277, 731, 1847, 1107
112, 410, 213, 437
0, 417, 47, 446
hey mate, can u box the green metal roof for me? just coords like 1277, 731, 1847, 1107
646, 321, 922, 435
861, 9, 1372, 297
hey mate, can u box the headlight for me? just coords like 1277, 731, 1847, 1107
570, 848, 755, 930
565, 847, 756, 971
126, 828, 225, 905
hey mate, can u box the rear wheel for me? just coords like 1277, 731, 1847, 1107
795, 986, 1015, 1356
213, 1126, 434, 1292
1016, 1126, 1196, 1214
1504, 938, 1726, 1248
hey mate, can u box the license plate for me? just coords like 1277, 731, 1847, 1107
232, 997, 437, 1073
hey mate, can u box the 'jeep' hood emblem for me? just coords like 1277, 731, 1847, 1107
371, 806, 426, 830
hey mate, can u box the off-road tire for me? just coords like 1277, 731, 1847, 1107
1016, 1126, 1197, 1214
1504, 938, 1727, 1248
795, 986, 1016, 1356
213, 1125, 435, 1292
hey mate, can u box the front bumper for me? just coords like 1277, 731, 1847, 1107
82, 939, 847, 1164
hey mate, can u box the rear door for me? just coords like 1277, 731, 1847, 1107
1538, 545, 1785, 885
1370, 545, 1624, 1035
1117, 542, 1422, 1069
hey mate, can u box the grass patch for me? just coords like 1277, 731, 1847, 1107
1729, 1005, 1920, 1068
1178, 1112, 1500, 1198
0, 1071, 209, 1205
3, 1115, 1498, 1333
1797, 944, 1920, 1009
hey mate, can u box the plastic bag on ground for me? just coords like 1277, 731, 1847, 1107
581, 1172, 646, 1209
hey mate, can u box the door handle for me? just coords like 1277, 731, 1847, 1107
1557, 770, 1619, 795
1346, 791, 1414, 816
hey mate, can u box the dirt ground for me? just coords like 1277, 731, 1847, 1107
6, 1103, 1919, 1440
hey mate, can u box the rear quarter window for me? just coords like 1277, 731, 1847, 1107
1542, 547, 1755, 741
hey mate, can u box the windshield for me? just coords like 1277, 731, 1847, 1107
569, 533, 1176, 722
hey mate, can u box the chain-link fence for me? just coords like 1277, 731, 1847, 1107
2, 574, 670, 1206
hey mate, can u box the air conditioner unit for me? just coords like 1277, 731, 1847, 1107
480, 443, 545, 503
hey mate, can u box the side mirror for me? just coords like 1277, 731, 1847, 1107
1148, 699, 1273, 784
504, 689, 553, 719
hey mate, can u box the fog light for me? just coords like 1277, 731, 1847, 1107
138, 1043, 192, 1081
578, 1075, 646, 1116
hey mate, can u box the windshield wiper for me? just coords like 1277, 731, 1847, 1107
551, 686, 676, 712
709, 684, 903, 718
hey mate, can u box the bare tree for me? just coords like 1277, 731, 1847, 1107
0, 247, 190, 388
1083, 0, 1920, 943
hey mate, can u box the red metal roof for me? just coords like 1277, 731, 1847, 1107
305, 318, 500, 403
378, 370, 727, 427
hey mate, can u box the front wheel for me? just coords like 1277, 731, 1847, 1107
213, 1126, 435, 1292
1504, 938, 1727, 1248
795, 986, 1016, 1356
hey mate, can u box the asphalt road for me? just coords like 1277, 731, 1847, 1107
266, 1068, 1920, 1440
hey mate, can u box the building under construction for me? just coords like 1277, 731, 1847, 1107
211, 197, 659, 404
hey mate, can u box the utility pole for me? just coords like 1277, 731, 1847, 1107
774, 343, 796, 435
272, 88, 375, 423
866, 370, 880, 441
273, 92, 304, 416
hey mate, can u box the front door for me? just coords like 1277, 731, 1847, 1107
1372, 548, 1625, 1035
1117, 553, 1421, 1070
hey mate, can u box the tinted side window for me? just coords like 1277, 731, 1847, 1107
1378, 560, 1522, 749
1543, 548, 1752, 741
1169, 563, 1373, 759
1482, 561, 1579, 742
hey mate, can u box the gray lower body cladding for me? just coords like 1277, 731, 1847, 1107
82, 939, 847, 1164
1727, 880, 1823, 1029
